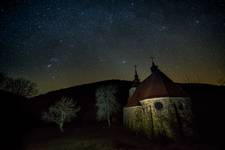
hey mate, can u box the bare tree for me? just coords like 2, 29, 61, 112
95, 85, 120, 127
42, 97, 80, 132
0, 73, 38, 97
5, 78, 38, 97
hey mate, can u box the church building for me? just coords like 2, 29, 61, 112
123, 62, 194, 139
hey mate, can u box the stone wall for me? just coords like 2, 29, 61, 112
140, 97, 194, 139
172, 98, 194, 137
123, 97, 194, 139
140, 98, 176, 138
123, 106, 144, 132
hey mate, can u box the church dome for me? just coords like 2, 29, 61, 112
126, 62, 188, 107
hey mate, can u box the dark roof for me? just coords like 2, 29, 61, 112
126, 63, 188, 107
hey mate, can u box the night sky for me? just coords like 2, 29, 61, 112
0, 0, 225, 94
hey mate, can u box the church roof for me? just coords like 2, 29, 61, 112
126, 63, 188, 107
132, 65, 140, 87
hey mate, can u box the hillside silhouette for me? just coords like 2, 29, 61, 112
1, 79, 225, 148
24, 80, 225, 142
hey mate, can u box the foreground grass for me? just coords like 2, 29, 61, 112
23, 126, 222, 150
24, 138, 117, 150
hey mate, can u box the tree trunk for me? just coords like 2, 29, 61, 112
107, 113, 111, 127
59, 123, 64, 132
107, 117, 111, 127
59, 111, 64, 132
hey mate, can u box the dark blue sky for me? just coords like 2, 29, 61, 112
0, 0, 225, 93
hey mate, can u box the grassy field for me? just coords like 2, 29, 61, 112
22, 126, 222, 150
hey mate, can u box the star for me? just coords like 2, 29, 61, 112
0, 0, 224, 94
47, 64, 52, 68
80, 11, 85, 16
37, 25, 42, 29
159, 26, 166, 31
195, 20, 200, 24
130, 2, 134, 7
122, 60, 127, 64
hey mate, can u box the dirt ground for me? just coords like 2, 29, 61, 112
22, 126, 223, 150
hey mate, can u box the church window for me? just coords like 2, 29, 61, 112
154, 102, 163, 110
178, 103, 184, 110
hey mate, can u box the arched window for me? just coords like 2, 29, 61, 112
178, 102, 184, 110
154, 102, 163, 110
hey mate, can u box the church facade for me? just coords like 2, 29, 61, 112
123, 63, 194, 139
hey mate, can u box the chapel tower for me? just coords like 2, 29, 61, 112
123, 62, 194, 139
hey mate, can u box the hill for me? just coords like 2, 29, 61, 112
0, 90, 33, 149
28, 80, 225, 142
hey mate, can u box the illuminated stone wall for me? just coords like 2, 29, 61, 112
124, 97, 194, 139
172, 98, 194, 137
123, 106, 144, 132
140, 97, 194, 139
141, 98, 174, 138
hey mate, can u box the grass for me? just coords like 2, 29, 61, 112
22, 126, 222, 150
24, 138, 116, 150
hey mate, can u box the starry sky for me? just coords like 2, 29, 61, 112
0, 0, 225, 94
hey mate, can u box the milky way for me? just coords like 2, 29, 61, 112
0, 0, 225, 93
